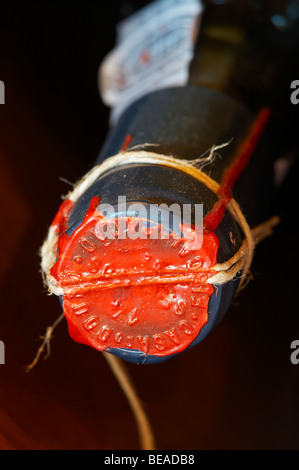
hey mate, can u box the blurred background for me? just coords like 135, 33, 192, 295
0, 0, 299, 450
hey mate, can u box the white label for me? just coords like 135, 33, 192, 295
99, 0, 203, 123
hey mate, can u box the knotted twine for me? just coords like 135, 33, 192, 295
37, 146, 279, 452
41, 149, 279, 296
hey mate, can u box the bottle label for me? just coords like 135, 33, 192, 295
99, 0, 203, 123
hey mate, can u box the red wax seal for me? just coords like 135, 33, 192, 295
51, 198, 219, 357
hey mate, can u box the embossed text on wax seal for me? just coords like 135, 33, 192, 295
51, 199, 219, 357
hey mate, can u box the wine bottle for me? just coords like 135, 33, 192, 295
41, 0, 299, 364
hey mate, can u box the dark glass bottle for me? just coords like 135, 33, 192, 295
47, 0, 299, 364
190, 0, 299, 152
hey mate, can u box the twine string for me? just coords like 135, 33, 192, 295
37, 108, 276, 452
41, 147, 278, 296
103, 352, 156, 450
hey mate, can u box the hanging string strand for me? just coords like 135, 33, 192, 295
103, 352, 156, 450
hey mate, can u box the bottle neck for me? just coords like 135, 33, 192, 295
189, 0, 299, 113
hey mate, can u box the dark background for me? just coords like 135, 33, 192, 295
0, 1, 299, 450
